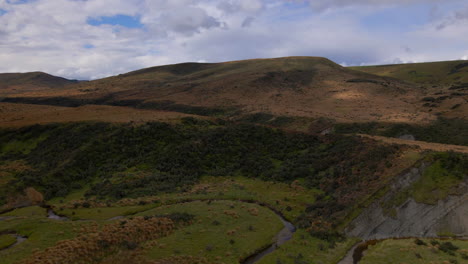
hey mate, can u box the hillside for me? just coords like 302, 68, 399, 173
2, 57, 436, 123
0, 72, 78, 97
350, 60, 468, 86
0, 57, 467, 264
0, 72, 76, 88
351, 61, 468, 120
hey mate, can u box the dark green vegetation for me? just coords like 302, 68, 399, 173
0, 234, 16, 250
1, 57, 467, 263
382, 152, 468, 212
138, 200, 284, 263
335, 118, 468, 146
361, 238, 468, 264
0, 119, 401, 208
0, 119, 416, 264
257, 229, 359, 264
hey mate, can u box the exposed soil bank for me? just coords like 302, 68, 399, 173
346, 163, 468, 240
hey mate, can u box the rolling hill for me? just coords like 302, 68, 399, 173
1, 57, 438, 124
0, 72, 78, 97
0, 57, 467, 264
350, 60, 468, 126
350, 60, 468, 86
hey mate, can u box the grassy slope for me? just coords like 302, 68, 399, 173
335, 118, 468, 146
139, 200, 283, 263
2, 56, 432, 123
257, 229, 359, 264
0, 120, 465, 263
59, 204, 157, 221
0, 234, 17, 250
2, 206, 46, 217
0, 72, 76, 89
0, 217, 92, 263
361, 238, 468, 264
49, 176, 319, 222
350, 60, 468, 85
411, 157, 466, 204
350, 61, 468, 120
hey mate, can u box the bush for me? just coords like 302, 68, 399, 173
414, 238, 427, 246
439, 242, 459, 253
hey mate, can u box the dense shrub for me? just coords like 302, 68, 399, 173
335, 118, 468, 146
0, 120, 402, 207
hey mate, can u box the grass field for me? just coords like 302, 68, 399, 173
0, 217, 94, 263
0, 234, 17, 250
1, 206, 47, 218
138, 200, 284, 263
58, 203, 157, 220
158, 176, 320, 222
350, 60, 468, 86
47, 176, 319, 222
360, 238, 468, 264
411, 159, 465, 204
257, 229, 360, 264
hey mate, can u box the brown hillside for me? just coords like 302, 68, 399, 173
0, 72, 78, 97
351, 60, 468, 120
1, 57, 439, 124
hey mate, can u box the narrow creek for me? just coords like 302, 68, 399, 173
337, 240, 377, 264
44, 199, 295, 263
242, 216, 296, 264
0, 233, 27, 251
47, 208, 69, 221
104, 198, 297, 264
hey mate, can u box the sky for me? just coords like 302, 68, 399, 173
0, 0, 467, 80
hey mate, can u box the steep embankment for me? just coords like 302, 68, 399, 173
346, 153, 468, 240
1, 56, 432, 123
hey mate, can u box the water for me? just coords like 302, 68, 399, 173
0, 234, 27, 251
242, 215, 296, 264
47, 209, 69, 221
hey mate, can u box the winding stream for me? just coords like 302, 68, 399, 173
0, 234, 27, 251
242, 216, 296, 264
33, 200, 295, 263
105, 198, 297, 264
47, 208, 69, 221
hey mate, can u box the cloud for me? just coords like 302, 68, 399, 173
0, 0, 467, 80
294, 0, 460, 12
158, 7, 222, 35
217, 0, 264, 14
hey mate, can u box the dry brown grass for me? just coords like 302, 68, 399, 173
358, 134, 468, 154
0, 103, 202, 128
20, 217, 175, 264
2, 57, 456, 124
147, 256, 216, 264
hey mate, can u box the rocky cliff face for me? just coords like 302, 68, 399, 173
345, 163, 468, 240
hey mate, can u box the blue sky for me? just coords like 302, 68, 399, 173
87, 14, 143, 29
0, 0, 467, 79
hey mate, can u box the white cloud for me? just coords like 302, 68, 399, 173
0, 0, 467, 79
294, 0, 461, 12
